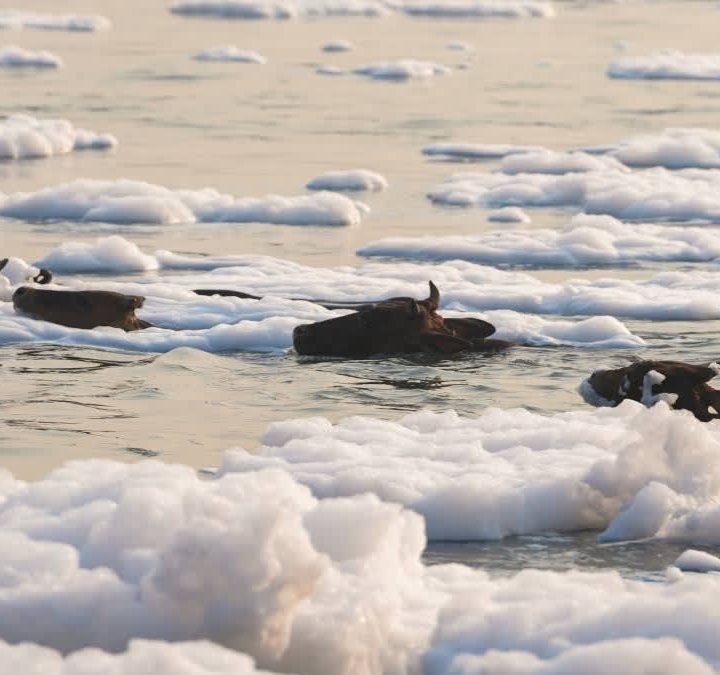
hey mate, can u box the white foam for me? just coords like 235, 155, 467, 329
0, 10, 110, 31
171, 0, 390, 18
398, 0, 555, 18
316, 65, 346, 75
353, 59, 450, 80
358, 213, 720, 266
306, 169, 388, 192
321, 39, 353, 52
606, 128, 720, 170
0, 179, 367, 226
0, 640, 284, 674
422, 142, 544, 160
500, 149, 628, 174
0, 45, 61, 68
36, 236, 160, 274
675, 550, 720, 573
220, 403, 720, 546
428, 166, 720, 222
608, 50, 720, 80
3, 447, 720, 673
0, 115, 117, 160
193, 46, 267, 63
487, 206, 530, 222
14, 242, 720, 321
0, 256, 44, 301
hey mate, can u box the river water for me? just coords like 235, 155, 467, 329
3, 2, 720, 667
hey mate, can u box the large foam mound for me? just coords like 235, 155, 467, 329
193, 46, 267, 63
428, 166, 720, 221
608, 50, 720, 80
220, 403, 720, 545
171, 0, 390, 18
306, 169, 388, 191
0, 45, 61, 68
358, 213, 720, 266
353, 59, 450, 80
0, 10, 110, 31
0, 179, 366, 226
3, 454, 720, 674
0, 115, 117, 160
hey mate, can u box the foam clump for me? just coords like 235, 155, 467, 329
0, 45, 62, 68
605, 127, 720, 170
0, 10, 111, 31
36, 235, 160, 274
358, 213, 720, 266
500, 149, 628, 174
171, 0, 390, 18
0, 179, 367, 226
353, 59, 450, 80
306, 169, 388, 192
608, 50, 720, 80
487, 206, 530, 222
220, 403, 720, 546
674, 550, 720, 573
0, 115, 117, 160
422, 142, 544, 160
446, 40, 472, 51
428, 166, 720, 222
193, 46, 267, 63
322, 39, 353, 52
398, 0, 555, 17
316, 65, 346, 75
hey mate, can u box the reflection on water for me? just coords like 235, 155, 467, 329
425, 532, 719, 582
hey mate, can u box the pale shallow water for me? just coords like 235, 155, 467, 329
5, 0, 720, 671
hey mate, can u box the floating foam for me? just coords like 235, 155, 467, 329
0, 256, 44, 301
674, 550, 720, 573
608, 50, 720, 80
422, 142, 544, 160
398, 0, 555, 17
36, 236, 160, 274
428, 166, 720, 221
358, 213, 720, 266
353, 59, 450, 80
306, 169, 388, 192
605, 128, 720, 170
170, 0, 390, 18
0, 45, 61, 68
0, 179, 366, 226
316, 65, 346, 75
0, 115, 117, 160
0, 10, 111, 31
487, 206, 530, 222
0, 640, 285, 674
220, 403, 720, 546
500, 149, 628, 175
2, 449, 720, 673
193, 46, 267, 63
321, 39, 353, 52
15, 241, 720, 321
